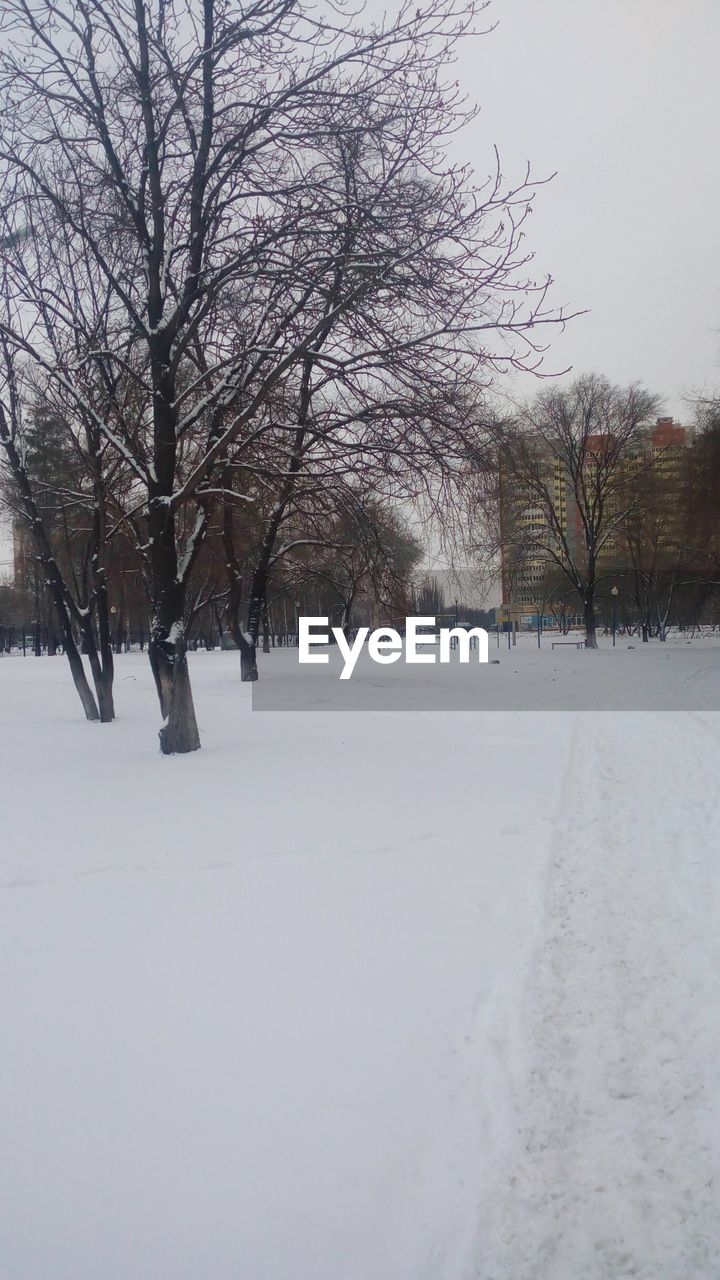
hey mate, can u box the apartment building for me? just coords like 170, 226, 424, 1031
500, 417, 690, 620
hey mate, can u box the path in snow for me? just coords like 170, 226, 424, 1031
477, 713, 720, 1279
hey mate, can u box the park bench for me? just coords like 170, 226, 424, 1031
551, 640, 584, 650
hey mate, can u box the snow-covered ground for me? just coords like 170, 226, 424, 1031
1, 645, 719, 1279
253, 629, 720, 710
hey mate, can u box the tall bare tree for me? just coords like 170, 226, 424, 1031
0, 0, 565, 749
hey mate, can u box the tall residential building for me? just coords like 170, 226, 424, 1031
500, 417, 690, 619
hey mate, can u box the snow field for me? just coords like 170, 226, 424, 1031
1, 647, 719, 1278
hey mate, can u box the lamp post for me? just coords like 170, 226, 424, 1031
454, 598, 459, 628
611, 586, 619, 647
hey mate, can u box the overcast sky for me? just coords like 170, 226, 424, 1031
2, 0, 717, 575
450, 0, 719, 419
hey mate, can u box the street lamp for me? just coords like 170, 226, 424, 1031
454, 598, 459, 628
611, 586, 619, 647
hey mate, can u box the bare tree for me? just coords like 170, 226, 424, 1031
0, 343, 116, 719
679, 399, 720, 588
0, 0, 565, 749
298, 498, 422, 635
495, 374, 659, 647
619, 472, 680, 642
414, 576, 447, 618
218, 359, 492, 679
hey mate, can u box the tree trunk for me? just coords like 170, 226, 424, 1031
149, 621, 201, 753
238, 631, 258, 682
96, 666, 115, 721
148, 505, 201, 754
81, 617, 115, 723
63, 624, 100, 721
341, 591, 356, 640
223, 584, 258, 681
97, 594, 115, 714
0, 428, 109, 718
152, 634, 200, 755
244, 587, 266, 680
240, 498, 292, 679
44, 586, 102, 717
583, 595, 598, 649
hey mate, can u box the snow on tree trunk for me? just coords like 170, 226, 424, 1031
238, 632, 258, 683
149, 622, 201, 755
239, 589, 265, 682
158, 643, 200, 755
81, 593, 115, 723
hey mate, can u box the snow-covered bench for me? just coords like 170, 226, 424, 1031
551, 640, 584, 650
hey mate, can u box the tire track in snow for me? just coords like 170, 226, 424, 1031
476, 713, 720, 1280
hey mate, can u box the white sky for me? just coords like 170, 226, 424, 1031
455, 0, 720, 418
